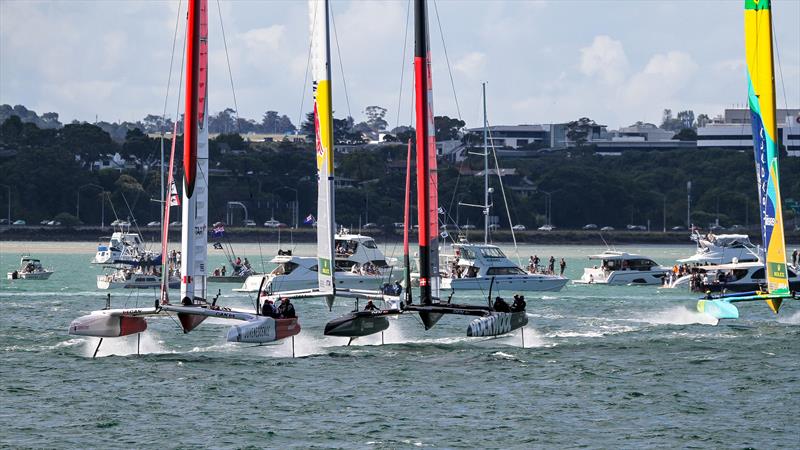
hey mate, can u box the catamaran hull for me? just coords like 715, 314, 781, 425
697, 300, 739, 320
697, 279, 800, 294
467, 312, 528, 337
324, 312, 390, 337
69, 314, 148, 337
227, 318, 300, 343
442, 275, 567, 292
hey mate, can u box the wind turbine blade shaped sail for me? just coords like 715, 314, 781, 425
745, 0, 789, 311
310, 0, 335, 296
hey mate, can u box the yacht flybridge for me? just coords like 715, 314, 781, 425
677, 231, 759, 265
574, 250, 670, 285
441, 243, 567, 292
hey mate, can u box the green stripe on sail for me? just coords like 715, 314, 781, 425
745, 0, 770, 11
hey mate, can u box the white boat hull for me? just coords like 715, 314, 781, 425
575, 268, 669, 285
96, 274, 179, 290
236, 272, 398, 294
441, 275, 568, 292
7, 270, 54, 280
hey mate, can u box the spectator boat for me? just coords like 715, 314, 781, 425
6, 255, 54, 280
574, 250, 670, 285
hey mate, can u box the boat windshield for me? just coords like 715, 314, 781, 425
272, 262, 299, 275
486, 267, 525, 275
361, 240, 378, 249
480, 247, 507, 259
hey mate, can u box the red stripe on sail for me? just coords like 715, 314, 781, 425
183, 0, 200, 198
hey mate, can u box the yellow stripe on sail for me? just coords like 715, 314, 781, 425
315, 80, 334, 175
744, 6, 776, 142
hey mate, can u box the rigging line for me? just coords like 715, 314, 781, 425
328, 2, 352, 120
395, 0, 412, 130
770, 11, 790, 112
431, 0, 462, 121
120, 192, 145, 242
297, 4, 318, 135
216, 0, 241, 133
161, 0, 184, 126
486, 115, 522, 267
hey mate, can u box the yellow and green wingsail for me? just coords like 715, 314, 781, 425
698, 1, 791, 319
745, 0, 789, 311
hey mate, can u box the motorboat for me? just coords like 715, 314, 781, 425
677, 260, 799, 293
574, 250, 670, 285
677, 231, 759, 265
97, 267, 179, 290
7, 256, 54, 280
439, 243, 567, 292
236, 231, 400, 293
92, 224, 156, 265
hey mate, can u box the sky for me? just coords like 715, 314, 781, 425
1, 0, 799, 130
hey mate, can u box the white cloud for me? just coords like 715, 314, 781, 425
622, 51, 698, 107
454, 52, 487, 78
579, 35, 628, 84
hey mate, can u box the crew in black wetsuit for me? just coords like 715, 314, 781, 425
493, 296, 511, 313
511, 294, 526, 312
278, 297, 297, 318
364, 300, 379, 312
261, 299, 278, 318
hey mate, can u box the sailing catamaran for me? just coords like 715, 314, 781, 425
324, 0, 528, 340
697, 0, 796, 320
68, 0, 300, 355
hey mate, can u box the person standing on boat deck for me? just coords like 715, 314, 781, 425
532, 255, 540, 272
548, 256, 555, 274
559, 258, 566, 276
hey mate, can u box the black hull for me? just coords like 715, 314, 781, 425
467, 311, 528, 337
405, 303, 491, 330
696, 280, 800, 293
324, 311, 391, 337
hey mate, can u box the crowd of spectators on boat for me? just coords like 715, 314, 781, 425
527, 255, 567, 276
336, 241, 357, 256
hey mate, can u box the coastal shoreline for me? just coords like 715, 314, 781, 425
2, 226, 798, 245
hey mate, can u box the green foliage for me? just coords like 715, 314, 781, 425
434, 116, 465, 141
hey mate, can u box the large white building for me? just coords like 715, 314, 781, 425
697, 108, 800, 156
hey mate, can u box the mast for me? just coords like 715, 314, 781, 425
414, 0, 439, 304
403, 139, 413, 305
180, 0, 209, 302
744, 0, 789, 309
310, 0, 335, 295
482, 82, 489, 245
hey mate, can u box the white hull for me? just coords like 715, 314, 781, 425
236, 271, 398, 294
441, 274, 568, 292
97, 274, 179, 290
575, 268, 669, 285
7, 270, 54, 280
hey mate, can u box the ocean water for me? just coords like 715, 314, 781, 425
1, 242, 798, 449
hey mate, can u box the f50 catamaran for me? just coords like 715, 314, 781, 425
68, 0, 300, 355
697, 0, 796, 320
324, 0, 528, 341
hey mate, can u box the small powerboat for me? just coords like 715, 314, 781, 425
7, 255, 54, 280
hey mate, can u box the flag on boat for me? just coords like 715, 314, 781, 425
212, 223, 225, 237
213, 242, 223, 250
303, 214, 315, 225
168, 180, 181, 206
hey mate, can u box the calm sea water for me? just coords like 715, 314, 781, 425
1, 241, 798, 449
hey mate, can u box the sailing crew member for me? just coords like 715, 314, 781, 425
493, 296, 511, 313
511, 295, 526, 312
261, 299, 277, 318
278, 297, 296, 318
364, 300, 379, 312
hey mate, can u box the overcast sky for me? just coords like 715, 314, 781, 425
1, 0, 798, 130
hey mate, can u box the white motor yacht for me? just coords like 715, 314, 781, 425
677, 231, 759, 265
684, 260, 800, 293
7, 256, 54, 280
574, 250, 670, 285
236, 231, 399, 293
96, 267, 180, 290
440, 243, 568, 292
92, 224, 154, 265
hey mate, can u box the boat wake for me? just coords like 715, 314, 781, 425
778, 310, 800, 325
632, 306, 718, 326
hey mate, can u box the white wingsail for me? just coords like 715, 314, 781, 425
310, 0, 335, 296
180, 0, 210, 303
